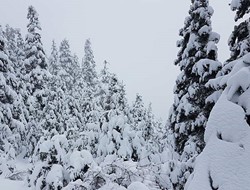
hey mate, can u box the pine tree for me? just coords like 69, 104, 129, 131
58, 39, 74, 92
72, 54, 80, 85
4, 25, 18, 67
29, 135, 68, 190
227, 0, 250, 63
82, 39, 97, 88
0, 34, 26, 175
206, 0, 250, 109
23, 6, 50, 156
167, 0, 221, 189
144, 103, 154, 141
96, 65, 132, 160
48, 40, 59, 75
131, 94, 146, 128
16, 29, 25, 62
129, 94, 147, 162
231, 0, 250, 21
15, 29, 25, 79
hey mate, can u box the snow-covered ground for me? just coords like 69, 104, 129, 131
0, 157, 31, 190
0, 178, 27, 190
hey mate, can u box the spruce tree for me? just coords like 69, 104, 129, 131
0, 35, 26, 175
207, 0, 250, 106
130, 94, 147, 162
4, 25, 18, 67
231, 0, 250, 21
58, 39, 74, 92
23, 6, 49, 156
15, 29, 25, 80
82, 39, 97, 88
16, 29, 25, 63
227, 0, 250, 62
184, 3, 250, 184
167, 0, 221, 189
97, 67, 132, 160
131, 94, 146, 128
48, 40, 59, 75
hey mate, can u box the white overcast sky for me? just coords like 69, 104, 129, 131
0, 0, 235, 119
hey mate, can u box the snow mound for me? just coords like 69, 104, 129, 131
127, 181, 150, 190
186, 54, 250, 190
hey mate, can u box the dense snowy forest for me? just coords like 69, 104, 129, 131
1, 0, 250, 189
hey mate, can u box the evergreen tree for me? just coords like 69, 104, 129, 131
58, 39, 74, 92
167, 0, 221, 189
131, 94, 146, 128
15, 29, 25, 79
23, 6, 49, 156
96, 65, 132, 160
78, 39, 99, 124
231, 0, 250, 21
226, 0, 250, 63
206, 0, 250, 109
130, 94, 147, 161
15, 29, 25, 63
72, 54, 80, 85
29, 135, 68, 190
144, 103, 154, 141
4, 25, 18, 66
82, 39, 97, 88
0, 34, 26, 175
48, 40, 59, 75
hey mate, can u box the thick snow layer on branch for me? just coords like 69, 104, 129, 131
186, 53, 250, 190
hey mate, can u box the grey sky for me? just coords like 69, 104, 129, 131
0, 0, 235, 119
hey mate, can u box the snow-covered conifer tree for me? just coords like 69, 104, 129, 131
23, 6, 50, 156
48, 40, 59, 76
15, 29, 25, 78
96, 70, 133, 161
167, 0, 221, 189
185, 51, 250, 190
79, 39, 99, 124
82, 39, 97, 88
231, 0, 250, 21
0, 34, 26, 175
58, 39, 74, 92
4, 25, 18, 67
227, 0, 250, 63
129, 94, 147, 161
71, 54, 80, 85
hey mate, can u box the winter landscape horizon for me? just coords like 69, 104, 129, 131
1, 0, 250, 189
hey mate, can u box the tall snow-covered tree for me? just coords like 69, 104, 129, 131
129, 94, 147, 162
167, 0, 221, 189
130, 94, 146, 128
0, 34, 26, 175
72, 54, 80, 85
15, 29, 25, 78
82, 39, 97, 88
58, 39, 74, 93
4, 25, 18, 67
23, 6, 49, 156
78, 39, 99, 125
96, 65, 132, 161
48, 40, 59, 76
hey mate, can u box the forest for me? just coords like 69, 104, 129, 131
1, 0, 250, 189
